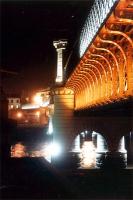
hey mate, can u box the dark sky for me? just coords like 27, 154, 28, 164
1, 0, 93, 95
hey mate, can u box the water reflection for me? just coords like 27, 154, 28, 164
11, 143, 28, 158
79, 141, 96, 169
71, 132, 96, 169
11, 142, 52, 162
11, 140, 96, 169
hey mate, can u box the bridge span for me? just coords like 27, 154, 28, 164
51, 0, 133, 168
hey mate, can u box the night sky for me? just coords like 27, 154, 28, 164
1, 0, 93, 96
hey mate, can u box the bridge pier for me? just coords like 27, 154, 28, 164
101, 136, 127, 169
81, 116, 131, 169
96, 133, 108, 168
51, 87, 75, 155
95, 134, 127, 169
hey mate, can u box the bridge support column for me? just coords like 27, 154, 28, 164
51, 87, 75, 157
92, 116, 130, 169
101, 136, 127, 169
96, 133, 108, 168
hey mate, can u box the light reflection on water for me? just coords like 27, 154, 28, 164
11, 143, 28, 158
11, 141, 96, 169
11, 142, 52, 162
79, 141, 96, 169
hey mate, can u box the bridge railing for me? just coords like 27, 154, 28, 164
79, 0, 118, 57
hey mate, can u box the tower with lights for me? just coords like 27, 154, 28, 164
53, 40, 67, 84
52, 39, 74, 156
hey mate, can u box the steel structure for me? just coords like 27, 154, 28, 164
66, 0, 133, 110
79, 0, 118, 57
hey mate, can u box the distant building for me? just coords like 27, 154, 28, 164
0, 87, 17, 158
0, 87, 8, 119
8, 97, 21, 110
7, 89, 51, 127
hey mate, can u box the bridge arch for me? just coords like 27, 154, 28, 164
88, 50, 113, 95
93, 43, 120, 96
69, 65, 97, 109
71, 130, 108, 169
68, 78, 93, 109
69, 76, 90, 109
84, 58, 108, 100
73, 74, 94, 109
83, 64, 103, 103
79, 67, 100, 105
98, 35, 128, 95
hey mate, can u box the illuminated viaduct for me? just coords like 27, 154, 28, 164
51, 0, 133, 168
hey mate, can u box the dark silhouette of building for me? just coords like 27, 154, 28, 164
0, 87, 17, 160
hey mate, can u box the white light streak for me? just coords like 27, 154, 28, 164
72, 135, 81, 152
96, 133, 107, 152
22, 104, 40, 109
118, 136, 127, 153
47, 117, 53, 135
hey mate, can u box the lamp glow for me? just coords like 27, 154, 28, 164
33, 94, 42, 105
45, 142, 61, 157
17, 112, 22, 118
36, 111, 40, 117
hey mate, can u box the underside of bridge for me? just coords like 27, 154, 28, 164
66, 0, 133, 110
64, 0, 133, 168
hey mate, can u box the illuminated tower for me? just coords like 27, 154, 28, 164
53, 40, 67, 84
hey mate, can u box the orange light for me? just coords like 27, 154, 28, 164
36, 111, 40, 117
17, 112, 22, 118
11, 143, 27, 158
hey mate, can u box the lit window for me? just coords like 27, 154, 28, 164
10, 105, 13, 109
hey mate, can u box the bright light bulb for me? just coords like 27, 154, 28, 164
33, 95, 42, 105
45, 142, 61, 157
17, 112, 22, 118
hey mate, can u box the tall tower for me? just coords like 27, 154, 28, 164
53, 40, 67, 84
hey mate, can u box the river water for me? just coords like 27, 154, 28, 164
10, 128, 96, 169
